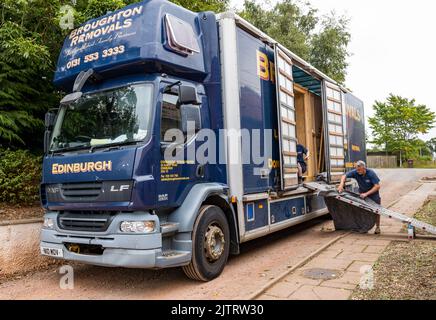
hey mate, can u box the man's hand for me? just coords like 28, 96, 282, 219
360, 193, 368, 199
338, 175, 347, 194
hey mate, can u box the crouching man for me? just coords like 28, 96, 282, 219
337, 160, 382, 234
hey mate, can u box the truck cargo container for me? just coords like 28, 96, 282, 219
40, 0, 366, 281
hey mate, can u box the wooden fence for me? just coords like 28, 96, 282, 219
367, 155, 397, 168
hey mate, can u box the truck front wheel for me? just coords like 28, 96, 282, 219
182, 205, 230, 281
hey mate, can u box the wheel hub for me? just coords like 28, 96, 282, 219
204, 224, 225, 262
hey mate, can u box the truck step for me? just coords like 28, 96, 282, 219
156, 250, 191, 268
160, 250, 189, 258
160, 222, 179, 236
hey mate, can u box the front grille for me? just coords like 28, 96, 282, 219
61, 182, 103, 201
45, 181, 132, 203
58, 211, 116, 232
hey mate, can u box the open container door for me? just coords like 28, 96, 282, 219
322, 80, 346, 183
274, 45, 299, 190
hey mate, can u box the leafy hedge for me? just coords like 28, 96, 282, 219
0, 149, 42, 205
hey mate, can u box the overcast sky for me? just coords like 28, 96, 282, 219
231, 0, 436, 140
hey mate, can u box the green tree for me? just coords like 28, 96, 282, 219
0, 1, 62, 146
426, 138, 436, 158
369, 94, 435, 166
239, 0, 351, 83
170, 0, 229, 12
309, 14, 350, 84
416, 139, 432, 158
238, 0, 274, 33
240, 0, 317, 60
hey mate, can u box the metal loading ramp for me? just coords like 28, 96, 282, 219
304, 182, 436, 236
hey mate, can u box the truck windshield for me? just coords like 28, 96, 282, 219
50, 84, 154, 153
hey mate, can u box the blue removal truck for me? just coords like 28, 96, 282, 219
40, 0, 366, 281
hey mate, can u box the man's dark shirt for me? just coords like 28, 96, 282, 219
297, 144, 308, 165
346, 169, 381, 203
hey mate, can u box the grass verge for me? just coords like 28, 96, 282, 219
351, 241, 435, 300
352, 200, 436, 300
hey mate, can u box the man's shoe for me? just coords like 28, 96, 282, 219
374, 226, 381, 235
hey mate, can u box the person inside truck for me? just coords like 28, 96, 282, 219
337, 160, 382, 234
297, 142, 310, 182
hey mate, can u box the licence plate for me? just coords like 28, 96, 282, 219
40, 246, 64, 258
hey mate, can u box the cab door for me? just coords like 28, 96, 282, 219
157, 85, 205, 207
274, 45, 299, 190
322, 80, 346, 182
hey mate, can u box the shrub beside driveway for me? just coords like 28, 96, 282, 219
0, 148, 42, 221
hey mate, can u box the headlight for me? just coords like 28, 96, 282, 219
120, 221, 155, 233
43, 218, 54, 229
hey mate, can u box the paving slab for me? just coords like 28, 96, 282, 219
257, 294, 279, 300
352, 239, 392, 247
346, 260, 374, 273
326, 244, 368, 253
363, 245, 388, 254
312, 286, 352, 300
302, 257, 353, 271
264, 282, 300, 298
335, 252, 380, 263
284, 274, 323, 286
315, 249, 343, 259
319, 281, 357, 290
287, 285, 320, 300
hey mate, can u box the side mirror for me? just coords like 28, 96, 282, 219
45, 112, 56, 129
178, 85, 200, 105
44, 112, 56, 154
181, 105, 201, 134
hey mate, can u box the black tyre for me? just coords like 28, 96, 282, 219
182, 205, 230, 281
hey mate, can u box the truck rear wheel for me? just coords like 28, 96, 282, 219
182, 205, 230, 281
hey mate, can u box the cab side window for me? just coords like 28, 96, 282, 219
161, 93, 181, 142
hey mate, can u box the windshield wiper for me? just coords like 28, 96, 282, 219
89, 141, 140, 153
50, 144, 90, 155
49, 140, 140, 155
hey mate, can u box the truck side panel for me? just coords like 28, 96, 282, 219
236, 27, 280, 194
345, 93, 366, 166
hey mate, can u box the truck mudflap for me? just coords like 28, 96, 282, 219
40, 211, 192, 269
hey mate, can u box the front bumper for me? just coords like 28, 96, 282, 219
40, 241, 164, 268
40, 211, 191, 269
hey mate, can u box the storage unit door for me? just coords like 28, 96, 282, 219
274, 45, 298, 190
323, 80, 346, 182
